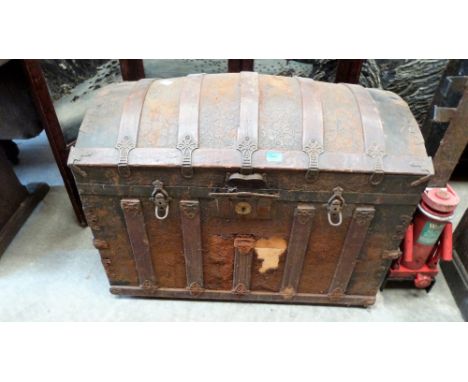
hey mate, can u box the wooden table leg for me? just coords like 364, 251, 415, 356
22, 59, 87, 227
119, 59, 145, 81
228, 59, 254, 73
335, 59, 364, 84
0, 148, 49, 256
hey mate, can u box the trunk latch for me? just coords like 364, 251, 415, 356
150, 180, 170, 220
326, 187, 345, 227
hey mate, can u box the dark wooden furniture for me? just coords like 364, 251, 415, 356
227, 59, 254, 73
22, 60, 87, 226
335, 60, 364, 84
0, 148, 49, 256
119, 59, 146, 81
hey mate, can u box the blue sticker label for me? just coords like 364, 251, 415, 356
266, 151, 283, 163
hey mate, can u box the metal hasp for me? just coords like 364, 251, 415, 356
179, 200, 204, 296
120, 199, 157, 289
150, 180, 170, 220
326, 187, 345, 227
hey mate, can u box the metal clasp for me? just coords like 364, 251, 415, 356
326, 187, 345, 227
150, 180, 170, 220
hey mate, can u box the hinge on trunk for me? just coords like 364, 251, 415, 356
303, 139, 324, 182
326, 187, 345, 227
176, 134, 197, 178
115, 135, 135, 178
237, 136, 257, 175
366, 143, 386, 185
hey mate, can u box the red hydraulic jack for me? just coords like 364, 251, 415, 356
386, 185, 460, 291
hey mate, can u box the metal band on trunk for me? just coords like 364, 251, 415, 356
298, 78, 324, 182
237, 72, 259, 174
344, 84, 386, 185
177, 74, 204, 178
115, 79, 155, 177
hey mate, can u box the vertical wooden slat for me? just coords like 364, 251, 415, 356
119, 59, 145, 81
0, 148, 49, 257
179, 200, 204, 295
232, 235, 256, 294
121, 199, 157, 288
328, 206, 375, 297
22, 59, 87, 226
280, 205, 315, 298
335, 59, 364, 84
